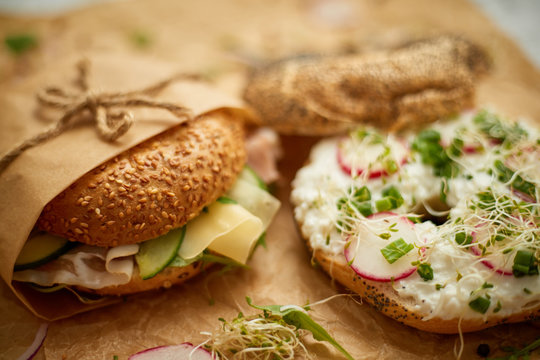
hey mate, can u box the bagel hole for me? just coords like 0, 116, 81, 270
413, 196, 451, 226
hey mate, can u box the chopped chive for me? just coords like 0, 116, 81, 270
356, 201, 373, 217
375, 197, 393, 212
512, 250, 539, 277
524, 288, 532, 294
469, 296, 491, 314
380, 238, 414, 264
417, 263, 434, 281
481, 282, 494, 289
493, 300, 502, 313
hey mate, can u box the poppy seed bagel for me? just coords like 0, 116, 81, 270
311, 245, 540, 334
37, 112, 246, 247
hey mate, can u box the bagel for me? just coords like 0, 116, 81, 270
291, 109, 539, 333
243, 36, 490, 135
13, 111, 281, 296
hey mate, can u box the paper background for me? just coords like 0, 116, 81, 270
0, 0, 539, 359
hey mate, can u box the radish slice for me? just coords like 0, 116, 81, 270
16, 323, 48, 360
129, 343, 214, 360
512, 189, 536, 203
344, 212, 421, 282
470, 227, 513, 276
337, 136, 408, 178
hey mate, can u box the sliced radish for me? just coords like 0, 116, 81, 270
129, 343, 214, 360
344, 212, 421, 282
512, 189, 536, 203
470, 226, 513, 276
16, 323, 48, 360
337, 136, 408, 178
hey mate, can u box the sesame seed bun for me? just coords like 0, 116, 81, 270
310, 245, 540, 334
37, 111, 246, 247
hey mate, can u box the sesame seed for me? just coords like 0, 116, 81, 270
107, 221, 116, 226
70, 217, 78, 223
74, 228, 84, 234
81, 201, 89, 206
80, 222, 89, 228
139, 197, 148, 203
161, 211, 169, 219
136, 204, 142, 211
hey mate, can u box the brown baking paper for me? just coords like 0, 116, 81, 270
1, 0, 540, 359
0, 53, 250, 321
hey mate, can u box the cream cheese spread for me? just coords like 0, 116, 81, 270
291, 109, 539, 321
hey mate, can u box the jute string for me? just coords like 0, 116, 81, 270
0, 59, 199, 174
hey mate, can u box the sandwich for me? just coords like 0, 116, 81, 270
291, 109, 539, 333
12, 111, 280, 296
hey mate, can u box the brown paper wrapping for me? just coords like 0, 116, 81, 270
1, 0, 540, 359
0, 54, 250, 320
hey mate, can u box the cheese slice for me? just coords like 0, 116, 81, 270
178, 202, 263, 264
226, 178, 281, 230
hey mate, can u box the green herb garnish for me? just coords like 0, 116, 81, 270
455, 231, 473, 246
130, 30, 152, 48
380, 238, 414, 264
493, 160, 536, 201
473, 109, 528, 144
469, 296, 491, 314
217, 196, 238, 204
487, 337, 540, 360
5, 34, 38, 55
512, 250, 539, 277
246, 297, 355, 360
411, 129, 460, 178
417, 263, 434, 281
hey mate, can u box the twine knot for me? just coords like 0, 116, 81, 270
0, 59, 198, 173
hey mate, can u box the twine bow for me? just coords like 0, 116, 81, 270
0, 59, 198, 174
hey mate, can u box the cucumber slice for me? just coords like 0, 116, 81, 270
135, 226, 186, 280
239, 165, 268, 191
15, 233, 75, 271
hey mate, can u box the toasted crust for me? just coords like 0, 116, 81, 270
37, 112, 246, 247
78, 261, 207, 296
311, 243, 540, 334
